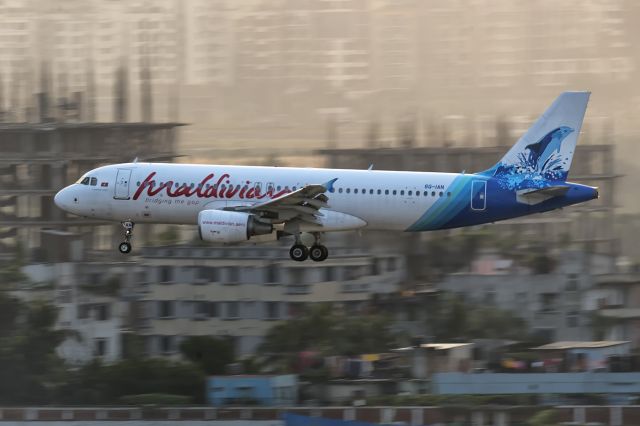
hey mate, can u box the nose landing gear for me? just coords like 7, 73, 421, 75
118, 221, 134, 254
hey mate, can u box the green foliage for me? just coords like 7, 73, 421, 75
179, 336, 235, 375
432, 293, 528, 341
0, 297, 67, 404
526, 409, 558, 426
118, 393, 192, 406
259, 303, 400, 357
56, 358, 205, 405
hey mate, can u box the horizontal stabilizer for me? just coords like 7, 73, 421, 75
516, 185, 569, 205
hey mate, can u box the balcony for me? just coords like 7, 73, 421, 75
595, 273, 640, 287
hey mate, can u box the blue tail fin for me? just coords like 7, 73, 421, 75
480, 92, 590, 186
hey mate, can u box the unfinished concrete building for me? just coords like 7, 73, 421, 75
0, 63, 184, 260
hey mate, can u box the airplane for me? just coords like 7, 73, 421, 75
54, 91, 598, 262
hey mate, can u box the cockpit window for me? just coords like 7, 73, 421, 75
90, 177, 97, 186
79, 177, 90, 185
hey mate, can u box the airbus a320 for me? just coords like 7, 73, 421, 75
54, 92, 598, 261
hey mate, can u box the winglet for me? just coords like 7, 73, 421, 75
368, 164, 374, 171
323, 178, 338, 193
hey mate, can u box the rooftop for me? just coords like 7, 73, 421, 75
0, 122, 187, 132
532, 341, 630, 350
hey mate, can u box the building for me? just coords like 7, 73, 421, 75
437, 251, 616, 342
135, 244, 405, 356
593, 273, 640, 347
206, 374, 298, 407
0, 121, 182, 257
18, 258, 142, 364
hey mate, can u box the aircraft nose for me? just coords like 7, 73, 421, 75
54, 187, 73, 211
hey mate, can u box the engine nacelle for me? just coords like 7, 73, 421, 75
198, 210, 273, 243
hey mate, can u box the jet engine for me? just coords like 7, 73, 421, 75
198, 210, 273, 243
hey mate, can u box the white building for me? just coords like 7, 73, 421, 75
137, 245, 405, 356
20, 261, 138, 364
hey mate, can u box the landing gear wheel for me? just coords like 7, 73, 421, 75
118, 241, 132, 254
290, 244, 309, 262
119, 221, 135, 254
309, 245, 329, 262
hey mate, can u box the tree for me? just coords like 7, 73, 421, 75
179, 336, 234, 375
432, 294, 528, 342
56, 358, 206, 404
0, 298, 67, 404
259, 304, 400, 357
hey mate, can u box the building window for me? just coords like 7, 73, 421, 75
95, 303, 110, 321
227, 267, 239, 284
160, 335, 174, 354
226, 302, 239, 319
94, 338, 107, 357
208, 302, 219, 318
198, 267, 219, 282
265, 301, 279, 320
265, 264, 278, 284
159, 300, 174, 318
539, 293, 558, 312
324, 267, 335, 281
566, 274, 579, 292
193, 301, 207, 319
567, 311, 579, 327
160, 266, 172, 283
77, 304, 91, 319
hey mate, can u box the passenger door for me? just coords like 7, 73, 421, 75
114, 169, 132, 200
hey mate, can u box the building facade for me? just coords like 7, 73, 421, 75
136, 245, 405, 356
437, 251, 616, 342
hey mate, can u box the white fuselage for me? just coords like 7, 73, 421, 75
55, 162, 466, 232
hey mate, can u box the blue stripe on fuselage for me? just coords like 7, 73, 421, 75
407, 176, 597, 232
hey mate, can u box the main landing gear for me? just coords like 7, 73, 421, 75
289, 233, 329, 262
118, 221, 134, 254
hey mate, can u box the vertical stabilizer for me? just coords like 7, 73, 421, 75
480, 92, 590, 185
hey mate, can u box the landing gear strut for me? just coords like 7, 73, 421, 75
118, 221, 134, 254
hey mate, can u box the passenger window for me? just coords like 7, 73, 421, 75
423, 191, 428, 196
432, 191, 436, 196
385, 190, 389, 195
408, 190, 412, 196
439, 191, 443, 197
339, 188, 343, 193
346, 188, 351, 194
377, 189, 381, 195
400, 190, 404, 196
362, 188, 365, 193
90, 177, 97, 186
447, 192, 451, 197
354, 189, 359, 194
393, 190, 397, 195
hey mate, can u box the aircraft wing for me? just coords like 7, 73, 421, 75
516, 185, 570, 205
228, 178, 337, 225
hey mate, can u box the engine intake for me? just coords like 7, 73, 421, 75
198, 210, 273, 243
